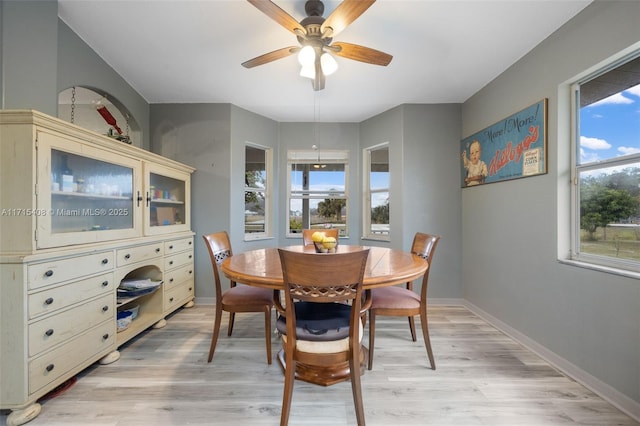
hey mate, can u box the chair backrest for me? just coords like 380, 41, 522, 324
410, 232, 441, 298
202, 231, 234, 300
277, 249, 369, 345
301, 228, 339, 246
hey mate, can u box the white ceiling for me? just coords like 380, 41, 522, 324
58, 0, 592, 123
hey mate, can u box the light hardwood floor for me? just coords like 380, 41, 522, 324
3, 304, 638, 425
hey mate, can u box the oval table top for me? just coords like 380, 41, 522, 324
221, 245, 428, 289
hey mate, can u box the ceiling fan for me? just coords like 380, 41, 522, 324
242, 0, 393, 91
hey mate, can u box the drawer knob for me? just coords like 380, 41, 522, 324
189, 270, 193, 274
124, 254, 131, 260
155, 247, 161, 253
102, 281, 109, 287
102, 305, 109, 312
169, 245, 174, 249
103, 333, 110, 340
102, 258, 109, 265
44, 270, 54, 277
189, 287, 193, 291
45, 364, 55, 373
189, 255, 193, 259
45, 297, 54, 305
45, 329, 54, 337
169, 278, 174, 283
188, 241, 192, 245
169, 261, 174, 265
169, 297, 174, 302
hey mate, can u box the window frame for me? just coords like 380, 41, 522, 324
363, 143, 390, 241
244, 143, 272, 241
286, 149, 349, 238
569, 49, 640, 274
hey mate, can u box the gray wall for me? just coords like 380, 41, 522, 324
151, 103, 234, 299
1, 0, 58, 113
361, 104, 463, 299
0, 1, 150, 148
57, 21, 150, 149
462, 0, 640, 407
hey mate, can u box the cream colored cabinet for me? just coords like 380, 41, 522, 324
35, 130, 142, 249
163, 236, 195, 313
144, 163, 191, 236
0, 110, 195, 426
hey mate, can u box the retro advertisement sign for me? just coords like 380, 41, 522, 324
460, 99, 547, 188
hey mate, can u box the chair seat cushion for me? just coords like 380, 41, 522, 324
222, 285, 273, 306
371, 286, 420, 310
276, 301, 351, 342
280, 324, 362, 354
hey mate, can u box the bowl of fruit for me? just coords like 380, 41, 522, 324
311, 231, 338, 253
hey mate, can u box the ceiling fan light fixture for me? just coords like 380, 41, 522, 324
300, 64, 316, 79
298, 45, 316, 66
320, 53, 338, 76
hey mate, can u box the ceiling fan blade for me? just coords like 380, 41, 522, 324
320, 0, 375, 38
242, 46, 299, 68
331, 42, 392, 66
247, 0, 306, 36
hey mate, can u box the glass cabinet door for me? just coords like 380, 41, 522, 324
144, 163, 190, 235
37, 131, 142, 248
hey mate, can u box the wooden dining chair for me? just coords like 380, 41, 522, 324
301, 228, 339, 246
202, 231, 274, 364
275, 249, 371, 426
367, 232, 441, 370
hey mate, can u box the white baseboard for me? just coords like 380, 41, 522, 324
463, 300, 640, 422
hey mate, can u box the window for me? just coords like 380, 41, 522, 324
571, 53, 640, 272
363, 144, 389, 240
245, 144, 271, 239
287, 149, 349, 237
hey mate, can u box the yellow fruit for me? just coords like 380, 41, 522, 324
311, 231, 326, 242
322, 236, 337, 250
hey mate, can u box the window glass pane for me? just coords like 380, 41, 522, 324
579, 164, 640, 261
364, 145, 389, 239
245, 190, 265, 233
245, 146, 266, 189
370, 191, 389, 236
370, 147, 389, 189
579, 57, 640, 165
245, 145, 269, 237
288, 198, 346, 233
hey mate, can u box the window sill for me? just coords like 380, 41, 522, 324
243, 235, 273, 242
558, 258, 640, 280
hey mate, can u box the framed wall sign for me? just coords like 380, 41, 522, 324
460, 99, 547, 188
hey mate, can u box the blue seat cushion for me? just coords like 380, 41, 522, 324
277, 301, 351, 342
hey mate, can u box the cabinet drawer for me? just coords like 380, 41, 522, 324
165, 237, 193, 254
164, 264, 194, 291
165, 250, 193, 271
29, 272, 114, 320
28, 252, 114, 290
164, 281, 194, 312
116, 243, 163, 267
29, 321, 115, 394
29, 294, 114, 357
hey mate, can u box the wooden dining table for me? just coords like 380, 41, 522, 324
220, 244, 429, 385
